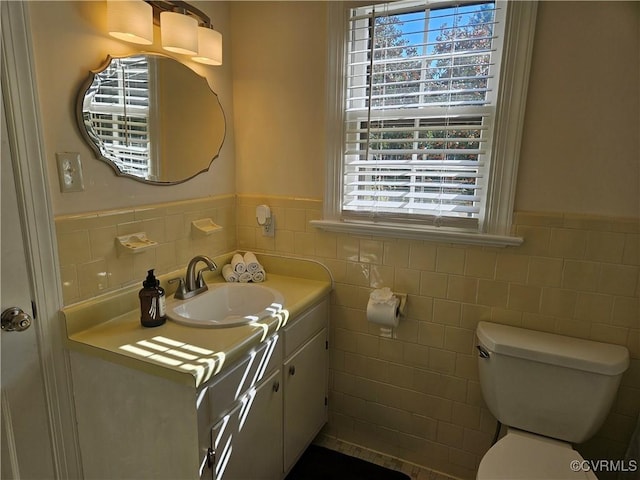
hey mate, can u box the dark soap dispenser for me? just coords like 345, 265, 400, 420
139, 269, 166, 328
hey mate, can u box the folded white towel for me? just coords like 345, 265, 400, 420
222, 264, 239, 282
238, 272, 252, 283
251, 269, 266, 283
244, 251, 262, 274
231, 253, 246, 274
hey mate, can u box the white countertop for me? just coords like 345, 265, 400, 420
61, 254, 332, 388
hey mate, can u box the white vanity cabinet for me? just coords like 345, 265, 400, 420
203, 298, 329, 479
199, 332, 283, 480
282, 301, 329, 473
70, 296, 328, 480
206, 368, 283, 480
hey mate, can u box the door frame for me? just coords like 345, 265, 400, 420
1, 2, 81, 477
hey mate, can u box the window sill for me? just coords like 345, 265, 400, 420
309, 219, 523, 248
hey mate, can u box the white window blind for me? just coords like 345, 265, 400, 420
344, 0, 504, 230
82, 56, 152, 178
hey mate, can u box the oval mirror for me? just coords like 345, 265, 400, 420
77, 54, 226, 185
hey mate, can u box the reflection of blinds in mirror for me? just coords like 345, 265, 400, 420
83, 56, 152, 179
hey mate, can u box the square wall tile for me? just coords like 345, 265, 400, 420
612, 296, 639, 328
540, 288, 577, 317
436, 247, 466, 275
383, 240, 410, 268
574, 293, 614, 324
548, 228, 587, 258
599, 264, 639, 296
57, 230, 91, 266
409, 242, 437, 270
528, 256, 563, 287
585, 231, 626, 263
420, 272, 448, 299
464, 250, 496, 279
495, 253, 529, 282
447, 276, 477, 304
507, 284, 541, 313
477, 280, 508, 308
360, 239, 384, 265
562, 260, 600, 292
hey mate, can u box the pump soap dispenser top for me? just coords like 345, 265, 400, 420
139, 269, 166, 328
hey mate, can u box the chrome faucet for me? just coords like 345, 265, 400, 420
170, 255, 217, 300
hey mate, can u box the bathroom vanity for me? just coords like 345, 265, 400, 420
62, 254, 332, 479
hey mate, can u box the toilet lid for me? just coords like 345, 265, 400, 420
477, 430, 598, 480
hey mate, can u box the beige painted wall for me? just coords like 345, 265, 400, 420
230, 1, 327, 198
517, 1, 639, 217
28, 1, 236, 215
231, 1, 640, 217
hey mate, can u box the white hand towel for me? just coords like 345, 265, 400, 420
238, 272, 252, 283
231, 253, 246, 274
251, 269, 265, 283
243, 252, 262, 274
222, 264, 239, 282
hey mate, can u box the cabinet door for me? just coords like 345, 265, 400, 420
209, 402, 240, 480
210, 369, 283, 480
283, 328, 328, 472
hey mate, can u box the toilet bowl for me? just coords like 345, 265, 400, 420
477, 429, 598, 480
475, 321, 629, 480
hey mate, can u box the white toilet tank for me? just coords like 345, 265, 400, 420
476, 321, 629, 444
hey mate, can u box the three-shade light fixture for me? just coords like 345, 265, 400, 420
107, 0, 222, 66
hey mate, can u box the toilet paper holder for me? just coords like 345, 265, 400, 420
369, 287, 407, 316
367, 290, 407, 337
368, 288, 407, 317
395, 293, 407, 316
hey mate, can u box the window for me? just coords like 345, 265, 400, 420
314, 0, 538, 246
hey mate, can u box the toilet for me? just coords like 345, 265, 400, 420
475, 321, 629, 480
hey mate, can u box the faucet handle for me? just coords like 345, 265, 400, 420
196, 266, 215, 289
168, 277, 187, 300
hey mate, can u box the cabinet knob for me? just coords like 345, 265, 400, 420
207, 447, 215, 469
273, 381, 280, 392
289, 365, 296, 376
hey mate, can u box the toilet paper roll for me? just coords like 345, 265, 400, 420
366, 297, 400, 327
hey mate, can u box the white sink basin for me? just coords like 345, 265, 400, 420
166, 283, 284, 328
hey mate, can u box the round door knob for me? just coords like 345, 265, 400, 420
1, 307, 32, 332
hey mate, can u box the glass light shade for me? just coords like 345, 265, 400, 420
160, 11, 198, 55
192, 27, 223, 66
107, 0, 153, 45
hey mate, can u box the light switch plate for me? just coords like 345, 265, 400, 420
56, 152, 84, 193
